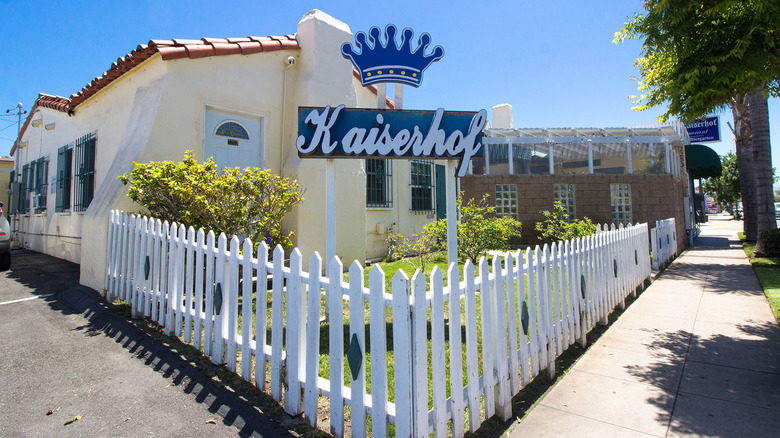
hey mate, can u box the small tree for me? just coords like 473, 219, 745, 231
702, 152, 740, 208
119, 151, 304, 248
535, 202, 597, 242
425, 194, 522, 262
385, 231, 439, 272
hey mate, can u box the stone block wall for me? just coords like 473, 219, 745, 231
461, 173, 687, 254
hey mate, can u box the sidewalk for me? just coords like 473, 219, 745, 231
508, 218, 780, 437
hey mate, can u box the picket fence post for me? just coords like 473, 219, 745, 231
270, 245, 285, 401
447, 263, 466, 438
369, 265, 388, 437
240, 238, 254, 380
285, 249, 305, 415
254, 242, 269, 391
463, 260, 480, 433
304, 251, 322, 427
431, 267, 447, 436
411, 271, 428, 437
391, 270, 413, 438
478, 257, 495, 420
328, 256, 344, 437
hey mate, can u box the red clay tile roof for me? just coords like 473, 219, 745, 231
10, 93, 68, 156
12, 34, 394, 155
69, 35, 299, 109
36, 93, 70, 112
12, 35, 298, 156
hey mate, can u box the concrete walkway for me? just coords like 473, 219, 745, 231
508, 217, 780, 437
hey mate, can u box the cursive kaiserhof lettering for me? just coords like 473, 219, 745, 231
296, 105, 486, 177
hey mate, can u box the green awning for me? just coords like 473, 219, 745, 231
685, 144, 722, 179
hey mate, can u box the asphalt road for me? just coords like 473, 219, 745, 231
0, 250, 293, 438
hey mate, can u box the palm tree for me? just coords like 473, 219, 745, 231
749, 87, 777, 255
731, 95, 756, 240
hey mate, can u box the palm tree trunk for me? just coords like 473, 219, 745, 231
731, 95, 757, 240
749, 87, 776, 255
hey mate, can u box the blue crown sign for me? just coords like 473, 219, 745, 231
341, 24, 444, 88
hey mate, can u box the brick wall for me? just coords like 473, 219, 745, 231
461, 173, 687, 253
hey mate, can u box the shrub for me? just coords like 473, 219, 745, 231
385, 231, 439, 271
119, 151, 304, 248
425, 193, 522, 262
535, 202, 597, 242
758, 228, 780, 257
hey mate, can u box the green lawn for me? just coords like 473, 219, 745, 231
739, 233, 780, 322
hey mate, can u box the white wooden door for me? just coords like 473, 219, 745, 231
204, 108, 263, 170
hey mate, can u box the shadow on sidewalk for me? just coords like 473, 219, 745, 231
624, 322, 780, 436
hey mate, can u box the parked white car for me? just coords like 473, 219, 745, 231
0, 201, 11, 271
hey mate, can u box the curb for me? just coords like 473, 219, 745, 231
55, 285, 294, 438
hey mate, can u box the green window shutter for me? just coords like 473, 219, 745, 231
84, 135, 96, 207
56, 147, 66, 212
8, 170, 18, 215
21, 164, 29, 214
36, 157, 49, 213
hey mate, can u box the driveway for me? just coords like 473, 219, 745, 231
0, 250, 293, 437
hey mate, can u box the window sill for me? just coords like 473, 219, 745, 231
367, 207, 393, 211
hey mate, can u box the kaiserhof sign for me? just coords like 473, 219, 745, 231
296, 105, 487, 177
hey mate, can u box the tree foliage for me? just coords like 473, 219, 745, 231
119, 151, 304, 249
534, 202, 597, 242
702, 152, 741, 206
615, 0, 780, 122
425, 194, 522, 262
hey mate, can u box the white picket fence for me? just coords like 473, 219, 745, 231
650, 218, 677, 270
105, 210, 651, 437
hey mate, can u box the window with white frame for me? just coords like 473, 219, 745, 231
611, 183, 632, 225
554, 184, 576, 222
495, 184, 518, 218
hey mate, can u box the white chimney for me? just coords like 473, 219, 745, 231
492, 103, 514, 129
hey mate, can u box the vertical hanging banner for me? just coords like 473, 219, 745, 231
296, 105, 486, 177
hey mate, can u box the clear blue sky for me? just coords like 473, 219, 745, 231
1, 0, 778, 173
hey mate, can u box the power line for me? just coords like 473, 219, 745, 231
0, 122, 18, 132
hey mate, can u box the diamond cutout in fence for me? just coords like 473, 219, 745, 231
214, 283, 223, 316
521, 301, 530, 335
347, 333, 363, 381
613, 259, 618, 278
635, 249, 638, 265
580, 274, 587, 299
144, 256, 150, 281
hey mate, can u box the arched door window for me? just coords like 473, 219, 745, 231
214, 121, 250, 141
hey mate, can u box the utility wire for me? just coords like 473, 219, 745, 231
0, 122, 18, 132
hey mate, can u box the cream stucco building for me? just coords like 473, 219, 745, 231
9, 10, 450, 291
